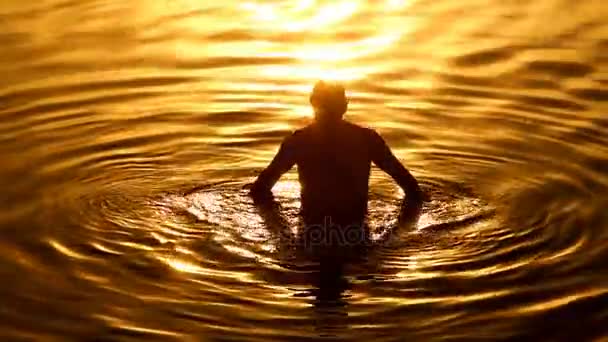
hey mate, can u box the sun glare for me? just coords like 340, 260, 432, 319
236, 0, 415, 81
164, 0, 417, 82
282, 1, 360, 32
242, 0, 359, 31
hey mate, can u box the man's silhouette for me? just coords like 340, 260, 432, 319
250, 80, 423, 238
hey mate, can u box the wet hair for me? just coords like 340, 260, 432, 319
309, 80, 348, 120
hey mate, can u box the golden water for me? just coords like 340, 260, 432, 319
1, 0, 607, 340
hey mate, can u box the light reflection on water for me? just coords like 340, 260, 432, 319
0, 0, 607, 340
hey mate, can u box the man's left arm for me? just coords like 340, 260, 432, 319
369, 129, 424, 206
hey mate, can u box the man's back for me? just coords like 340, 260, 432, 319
288, 121, 379, 223
250, 80, 422, 229
251, 120, 421, 226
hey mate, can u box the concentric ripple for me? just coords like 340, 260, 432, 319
0, 0, 607, 340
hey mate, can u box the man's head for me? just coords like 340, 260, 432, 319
309, 80, 348, 123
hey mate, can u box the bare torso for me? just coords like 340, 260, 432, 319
250, 119, 421, 227
287, 122, 377, 223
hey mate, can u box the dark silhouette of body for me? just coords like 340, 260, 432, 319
249, 81, 423, 330
250, 81, 423, 230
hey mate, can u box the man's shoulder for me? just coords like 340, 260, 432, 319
289, 125, 312, 140
287, 121, 380, 141
343, 121, 379, 138
293, 125, 311, 135
282, 126, 310, 148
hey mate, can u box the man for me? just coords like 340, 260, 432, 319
250, 80, 423, 237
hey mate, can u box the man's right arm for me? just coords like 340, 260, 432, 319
249, 133, 297, 201
369, 130, 423, 205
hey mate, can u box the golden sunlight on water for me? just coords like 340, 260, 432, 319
0, 0, 607, 340
239, 0, 415, 81
165, 0, 418, 82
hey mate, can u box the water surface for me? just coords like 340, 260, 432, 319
1, 0, 607, 340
